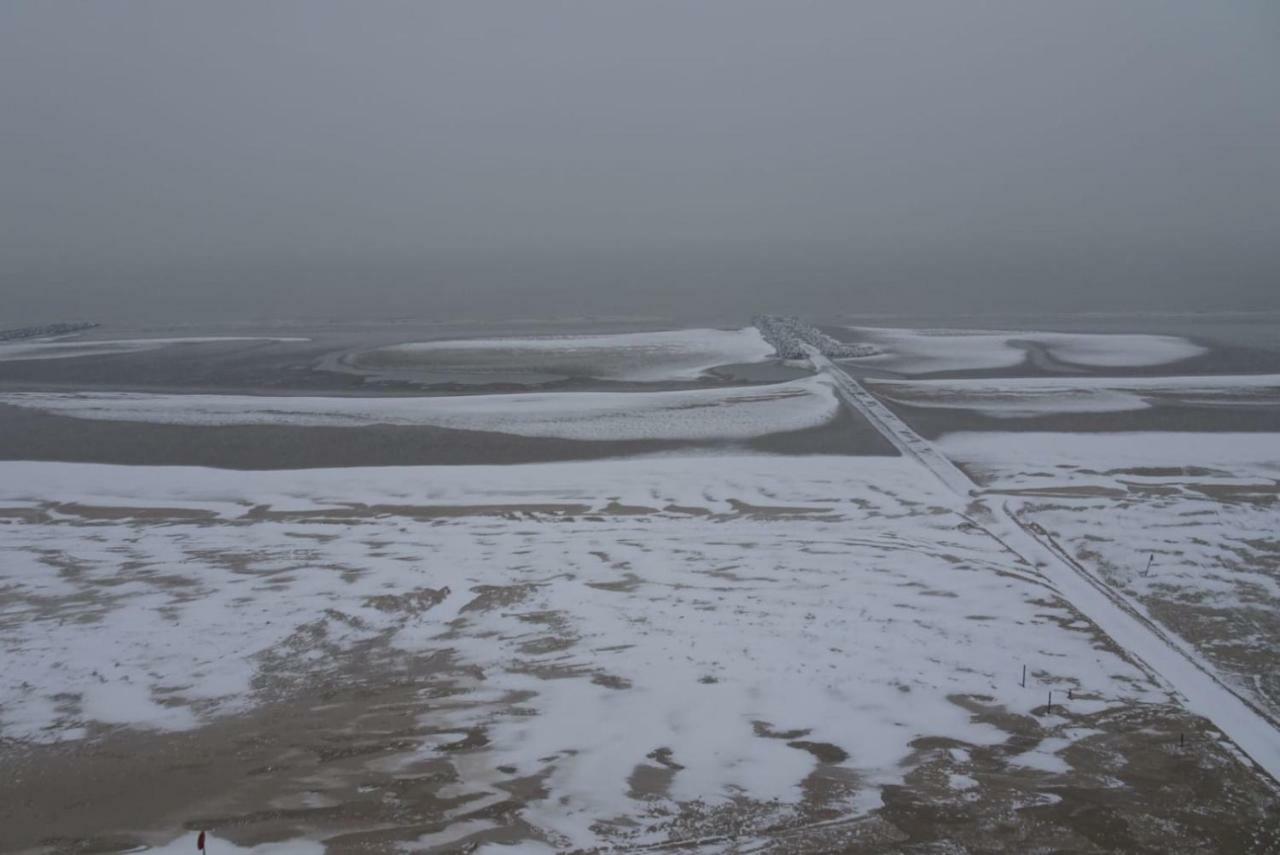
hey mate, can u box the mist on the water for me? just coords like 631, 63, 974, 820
3, 1, 1278, 325
9, 239, 1280, 326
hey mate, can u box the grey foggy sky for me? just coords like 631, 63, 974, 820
2, 1, 1278, 322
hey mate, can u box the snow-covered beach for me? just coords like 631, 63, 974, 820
2, 319, 1278, 852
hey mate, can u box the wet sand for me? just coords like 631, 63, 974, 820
0, 402, 894, 469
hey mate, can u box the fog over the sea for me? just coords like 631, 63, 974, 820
2, 1, 1277, 323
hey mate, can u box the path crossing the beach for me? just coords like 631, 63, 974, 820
805, 345, 1280, 784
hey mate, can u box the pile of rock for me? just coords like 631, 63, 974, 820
752, 315, 876, 360
0, 321, 98, 342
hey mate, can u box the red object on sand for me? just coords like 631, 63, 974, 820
197, 831, 206, 852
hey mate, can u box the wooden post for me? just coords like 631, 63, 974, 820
1021, 665, 1026, 688
1047, 690, 1052, 714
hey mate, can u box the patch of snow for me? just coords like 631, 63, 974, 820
410, 820, 499, 850
0, 377, 839, 441
869, 374, 1280, 417
1043, 334, 1206, 368
0, 337, 309, 362
474, 843, 558, 855
81, 679, 199, 732
143, 832, 323, 855
848, 327, 1205, 375
849, 328, 1030, 374
811, 354, 1280, 790
357, 327, 776, 382
1010, 737, 1074, 774
938, 431, 1280, 472
934, 428, 1280, 726
0, 456, 1163, 850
